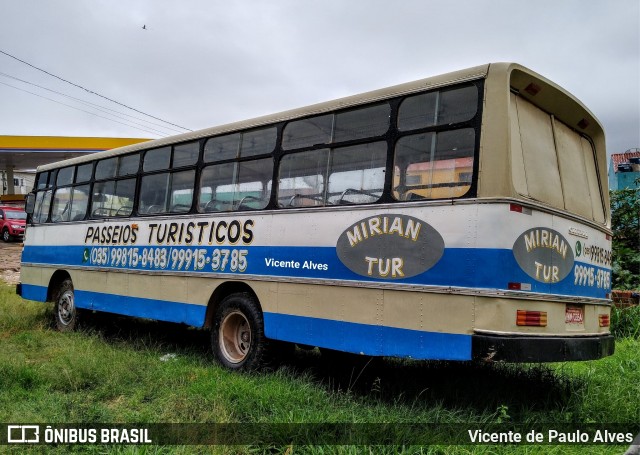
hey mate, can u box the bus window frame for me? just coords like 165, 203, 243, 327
137, 141, 201, 216
32, 79, 484, 224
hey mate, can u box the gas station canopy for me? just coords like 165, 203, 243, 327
0, 136, 150, 172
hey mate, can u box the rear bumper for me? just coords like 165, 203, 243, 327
472, 333, 615, 362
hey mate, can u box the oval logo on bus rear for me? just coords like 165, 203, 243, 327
336, 214, 444, 280
512, 228, 574, 283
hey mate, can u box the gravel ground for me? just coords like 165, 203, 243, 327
0, 241, 22, 285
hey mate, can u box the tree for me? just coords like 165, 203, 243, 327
610, 184, 640, 290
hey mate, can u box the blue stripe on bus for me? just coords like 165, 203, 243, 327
20, 283, 470, 360
20, 283, 48, 302
263, 312, 472, 360
20, 284, 206, 327
74, 290, 207, 327
21, 244, 610, 299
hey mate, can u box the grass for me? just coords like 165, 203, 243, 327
1, 283, 639, 454
611, 304, 640, 339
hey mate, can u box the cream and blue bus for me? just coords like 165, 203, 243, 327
18, 63, 614, 370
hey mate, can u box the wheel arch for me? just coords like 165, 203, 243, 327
203, 281, 261, 329
47, 270, 72, 301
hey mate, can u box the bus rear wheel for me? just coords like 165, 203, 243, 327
53, 278, 78, 332
211, 293, 266, 371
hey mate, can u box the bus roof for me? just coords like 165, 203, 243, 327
37, 62, 603, 172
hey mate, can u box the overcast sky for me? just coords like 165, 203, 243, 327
0, 0, 638, 157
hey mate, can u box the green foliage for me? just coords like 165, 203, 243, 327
610, 187, 640, 290
611, 304, 640, 339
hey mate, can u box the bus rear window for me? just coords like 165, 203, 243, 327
510, 94, 605, 222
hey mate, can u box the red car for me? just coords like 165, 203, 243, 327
0, 206, 27, 242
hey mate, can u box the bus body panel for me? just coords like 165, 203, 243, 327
21, 202, 611, 298
20, 200, 612, 361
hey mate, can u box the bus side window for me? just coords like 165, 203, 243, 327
240, 128, 277, 158
277, 149, 329, 207
143, 147, 171, 173
282, 104, 389, 151
393, 129, 475, 201
139, 170, 195, 214
50, 166, 89, 223
70, 185, 90, 221
33, 190, 52, 223
51, 188, 72, 222
91, 179, 135, 217
173, 141, 200, 168
327, 142, 386, 205
75, 163, 93, 183
282, 115, 332, 150
233, 158, 272, 211
199, 163, 235, 212
398, 84, 478, 131
56, 167, 74, 187
35, 172, 50, 190
204, 134, 240, 162
198, 158, 272, 212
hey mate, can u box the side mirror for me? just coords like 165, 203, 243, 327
25, 193, 35, 215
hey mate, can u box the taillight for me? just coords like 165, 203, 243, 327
517, 310, 547, 327
508, 282, 532, 291
509, 203, 531, 215
598, 314, 610, 327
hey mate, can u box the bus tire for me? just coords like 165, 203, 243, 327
211, 293, 266, 371
53, 278, 78, 332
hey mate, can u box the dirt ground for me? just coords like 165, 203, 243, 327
0, 241, 22, 285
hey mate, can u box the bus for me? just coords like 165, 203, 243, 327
18, 62, 614, 370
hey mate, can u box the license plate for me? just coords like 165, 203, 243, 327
565, 306, 584, 324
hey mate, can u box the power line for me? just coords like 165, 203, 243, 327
0, 71, 185, 135
0, 80, 169, 137
0, 48, 193, 133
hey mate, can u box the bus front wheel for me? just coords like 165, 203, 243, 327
53, 278, 78, 332
211, 293, 266, 371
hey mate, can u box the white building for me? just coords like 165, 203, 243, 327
0, 170, 35, 195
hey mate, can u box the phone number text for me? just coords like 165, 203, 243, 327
88, 247, 248, 272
